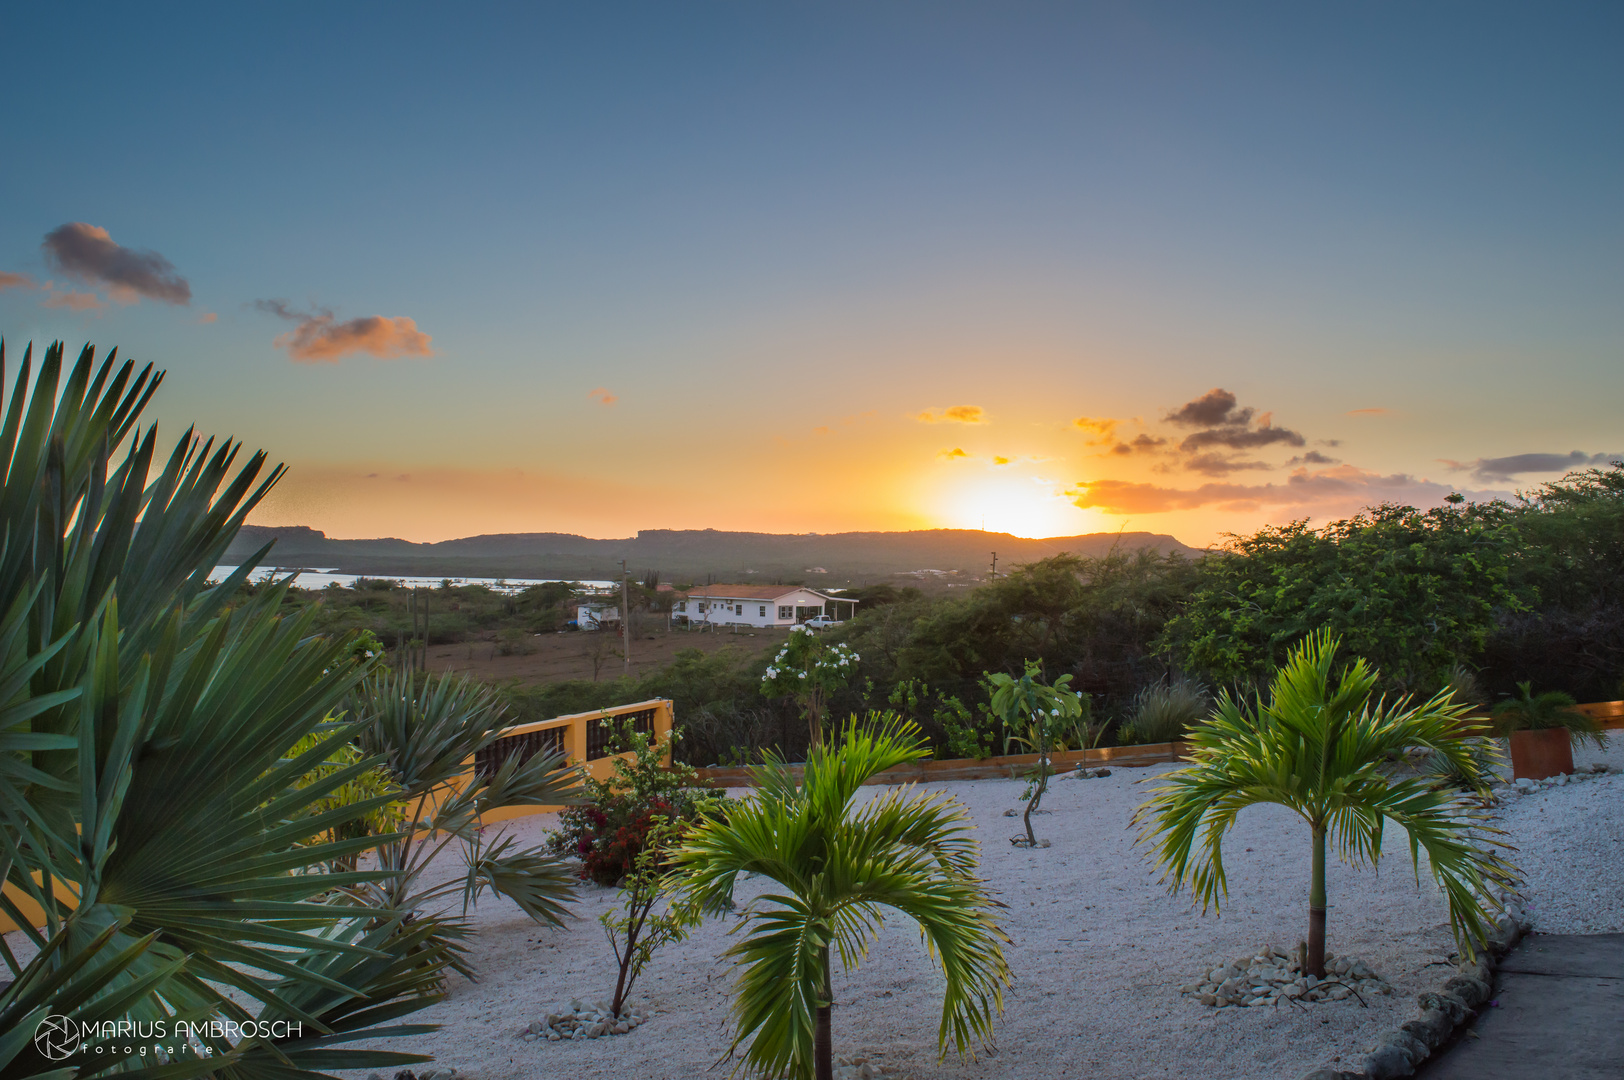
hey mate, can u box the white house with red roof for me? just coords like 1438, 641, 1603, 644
672, 584, 857, 628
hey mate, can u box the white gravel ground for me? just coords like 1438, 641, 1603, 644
335, 736, 1622, 1080
8, 738, 1618, 1080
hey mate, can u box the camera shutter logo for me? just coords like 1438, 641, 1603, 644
35, 1015, 83, 1061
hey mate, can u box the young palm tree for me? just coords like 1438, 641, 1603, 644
1134, 630, 1519, 978
672, 715, 1010, 1080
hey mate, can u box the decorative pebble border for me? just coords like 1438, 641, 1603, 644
366, 1069, 461, 1080
1182, 944, 1395, 1008
1297, 894, 1534, 1080
516, 997, 651, 1041
1499, 761, 1614, 798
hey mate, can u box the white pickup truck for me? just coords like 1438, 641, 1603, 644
802, 616, 843, 630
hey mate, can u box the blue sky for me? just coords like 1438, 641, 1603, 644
4, 3, 1620, 541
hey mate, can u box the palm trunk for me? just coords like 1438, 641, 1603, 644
1307, 825, 1327, 978
815, 946, 833, 1080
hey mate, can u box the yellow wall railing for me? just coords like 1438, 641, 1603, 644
0, 698, 674, 933
474, 697, 673, 822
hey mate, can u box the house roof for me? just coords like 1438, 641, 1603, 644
682, 584, 855, 604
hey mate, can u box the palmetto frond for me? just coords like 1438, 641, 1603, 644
1134, 629, 1519, 961
674, 714, 1009, 1079
0, 341, 454, 1078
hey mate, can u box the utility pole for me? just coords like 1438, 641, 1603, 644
619, 559, 631, 677
989, 551, 998, 582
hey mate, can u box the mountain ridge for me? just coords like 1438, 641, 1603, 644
226, 525, 1203, 584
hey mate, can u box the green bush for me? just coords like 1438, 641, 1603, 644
1120, 677, 1208, 745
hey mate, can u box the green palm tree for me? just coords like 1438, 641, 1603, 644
1134, 630, 1518, 978
672, 715, 1010, 1080
0, 342, 454, 1079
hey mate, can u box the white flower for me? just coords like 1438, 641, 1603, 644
798, 671, 807, 679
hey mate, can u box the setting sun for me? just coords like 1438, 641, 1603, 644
936, 473, 1110, 539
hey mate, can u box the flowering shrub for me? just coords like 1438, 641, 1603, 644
759, 624, 860, 747
548, 719, 727, 886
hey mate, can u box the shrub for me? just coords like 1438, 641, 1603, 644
1121, 677, 1208, 745
1489, 681, 1607, 749
549, 720, 727, 886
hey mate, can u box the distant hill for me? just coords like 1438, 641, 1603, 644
225, 526, 1203, 585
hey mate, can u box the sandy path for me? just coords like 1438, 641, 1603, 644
9, 741, 1616, 1080
362, 738, 1623, 1080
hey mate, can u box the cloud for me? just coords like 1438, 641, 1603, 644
1160, 387, 1305, 455
197, 312, 217, 324
813, 425, 831, 436
1287, 450, 1339, 466
41, 223, 190, 305
1445, 451, 1618, 483
1069, 464, 1504, 516
1179, 420, 1305, 452
1109, 433, 1168, 456
255, 300, 434, 363
589, 387, 619, 406
43, 289, 106, 311
918, 405, 985, 424
1165, 388, 1252, 428
0, 272, 35, 291
993, 455, 1011, 465
1071, 416, 1118, 444
1347, 407, 1389, 416
1183, 453, 1273, 477
939, 447, 971, 460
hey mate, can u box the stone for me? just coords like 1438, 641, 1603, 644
394, 1072, 418, 1080
1444, 974, 1489, 1007
1416, 991, 1468, 1024
1363, 1044, 1416, 1079
1199, 993, 1218, 1006
1377, 1029, 1431, 1062
1404, 1009, 1454, 1048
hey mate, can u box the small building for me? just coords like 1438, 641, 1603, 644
575, 604, 621, 630
671, 585, 858, 629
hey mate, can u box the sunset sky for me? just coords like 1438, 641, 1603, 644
4, 4, 1620, 546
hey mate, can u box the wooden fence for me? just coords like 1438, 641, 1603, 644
695, 699, 1624, 790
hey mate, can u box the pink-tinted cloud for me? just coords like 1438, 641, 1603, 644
43, 289, 106, 312
255, 300, 433, 363
589, 387, 618, 406
0, 272, 35, 291
41, 223, 190, 304
1347, 407, 1389, 416
197, 312, 218, 324
1069, 464, 1504, 516
918, 405, 985, 424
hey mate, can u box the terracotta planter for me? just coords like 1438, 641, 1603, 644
1508, 727, 1574, 781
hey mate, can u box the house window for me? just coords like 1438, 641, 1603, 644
698, 603, 707, 612
677, 601, 686, 612
778, 605, 793, 619
759, 605, 767, 617
735, 604, 743, 615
